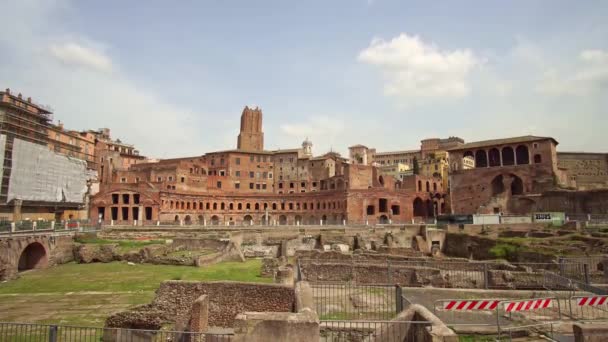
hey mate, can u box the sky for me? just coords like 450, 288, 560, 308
0, 0, 606, 159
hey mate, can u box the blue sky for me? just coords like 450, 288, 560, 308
1, 0, 606, 158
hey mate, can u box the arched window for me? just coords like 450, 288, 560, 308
272, 203, 277, 210
238, 203, 242, 210
488, 148, 501, 167
418, 180, 422, 192
255, 203, 260, 211
515, 145, 529, 165
475, 150, 488, 168
413, 198, 425, 217
213, 203, 217, 210
246, 203, 251, 210
502, 147, 515, 166
425, 181, 430, 192
220, 202, 225, 210
229, 203, 234, 210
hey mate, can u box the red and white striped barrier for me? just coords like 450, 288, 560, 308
443, 300, 501, 311
504, 298, 552, 312
576, 296, 608, 307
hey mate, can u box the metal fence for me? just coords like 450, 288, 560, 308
319, 320, 431, 342
312, 283, 400, 320
0, 322, 233, 342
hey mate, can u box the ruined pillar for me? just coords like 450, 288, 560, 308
275, 266, 294, 286
188, 295, 209, 339
280, 240, 288, 258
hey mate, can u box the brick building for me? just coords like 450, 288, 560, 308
90, 106, 444, 225
447, 135, 575, 215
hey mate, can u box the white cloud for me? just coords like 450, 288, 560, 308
358, 33, 479, 104
536, 49, 608, 95
49, 42, 113, 73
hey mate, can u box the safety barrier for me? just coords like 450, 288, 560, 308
568, 295, 608, 321
433, 298, 506, 326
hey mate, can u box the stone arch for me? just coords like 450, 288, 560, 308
475, 150, 488, 168
197, 215, 204, 223
243, 215, 253, 225
18, 242, 48, 271
279, 215, 287, 225
510, 174, 524, 195
379, 215, 389, 224
488, 148, 501, 167
184, 215, 192, 225
210, 215, 220, 225
502, 147, 515, 166
174, 215, 180, 222
491, 175, 505, 196
295, 215, 302, 225
413, 197, 425, 217
515, 145, 529, 165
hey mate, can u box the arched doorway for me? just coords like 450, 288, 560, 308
413, 197, 425, 217
491, 175, 505, 196
379, 215, 389, 224
174, 215, 179, 223
510, 174, 524, 195
261, 215, 271, 225
425, 199, 434, 218
244, 214, 253, 225
321, 215, 327, 224
279, 215, 287, 225
197, 215, 204, 224
295, 215, 302, 225
184, 215, 192, 225
18, 243, 48, 271
210, 215, 220, 226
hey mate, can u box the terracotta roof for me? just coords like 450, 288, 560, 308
374, 149, 420, 156
447, 135, 558, 151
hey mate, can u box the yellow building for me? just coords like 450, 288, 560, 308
378, 163, 412, 180
420, 151, 450, 192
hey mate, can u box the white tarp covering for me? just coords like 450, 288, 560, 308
7, 138, 95, 203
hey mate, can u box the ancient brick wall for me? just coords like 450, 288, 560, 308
106, 281, 295, 329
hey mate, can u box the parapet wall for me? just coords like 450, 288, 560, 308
106, 281, 295, 329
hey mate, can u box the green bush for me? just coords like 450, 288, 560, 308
489, 243, 519, 259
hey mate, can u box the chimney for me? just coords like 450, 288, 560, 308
5, 88, 9, 94
27, 97, 31, 103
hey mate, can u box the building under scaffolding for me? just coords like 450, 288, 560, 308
0, 89, 95, 221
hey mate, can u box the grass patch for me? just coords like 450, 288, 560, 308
0, 259, 270, 327
0, 259, 270, 294
489, 243, 520, 259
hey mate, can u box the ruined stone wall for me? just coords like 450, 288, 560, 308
558, 152, 608, 190
106, 281, 295, 329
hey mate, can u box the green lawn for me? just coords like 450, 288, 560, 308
0, 260, 270, 326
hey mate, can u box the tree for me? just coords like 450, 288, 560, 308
413, 157, 420, 175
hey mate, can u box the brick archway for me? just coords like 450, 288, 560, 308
18, 242, 48, 271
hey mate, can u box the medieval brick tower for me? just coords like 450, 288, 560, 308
237, 106, 264, 151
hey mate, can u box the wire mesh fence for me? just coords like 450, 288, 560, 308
319, 320, 431, 342
0, 322, 233, 342
312, 283, 399, 320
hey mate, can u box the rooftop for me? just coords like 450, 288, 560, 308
447, 135, 558, 151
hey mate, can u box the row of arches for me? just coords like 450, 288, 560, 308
463, 145, 542, 169
417, 180, 441, 193
174, 213, 347, 226
412, 197, 445, 218
491, 174, 525, 196
164, 199, 348, 213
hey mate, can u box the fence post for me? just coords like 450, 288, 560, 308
395, 285, 403, 313
49, 325, 58, 342
584, 263, 590, 284
483, 263, 489, 289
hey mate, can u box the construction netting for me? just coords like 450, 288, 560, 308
0, 134, 5, 179
6, 136, 96, 203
